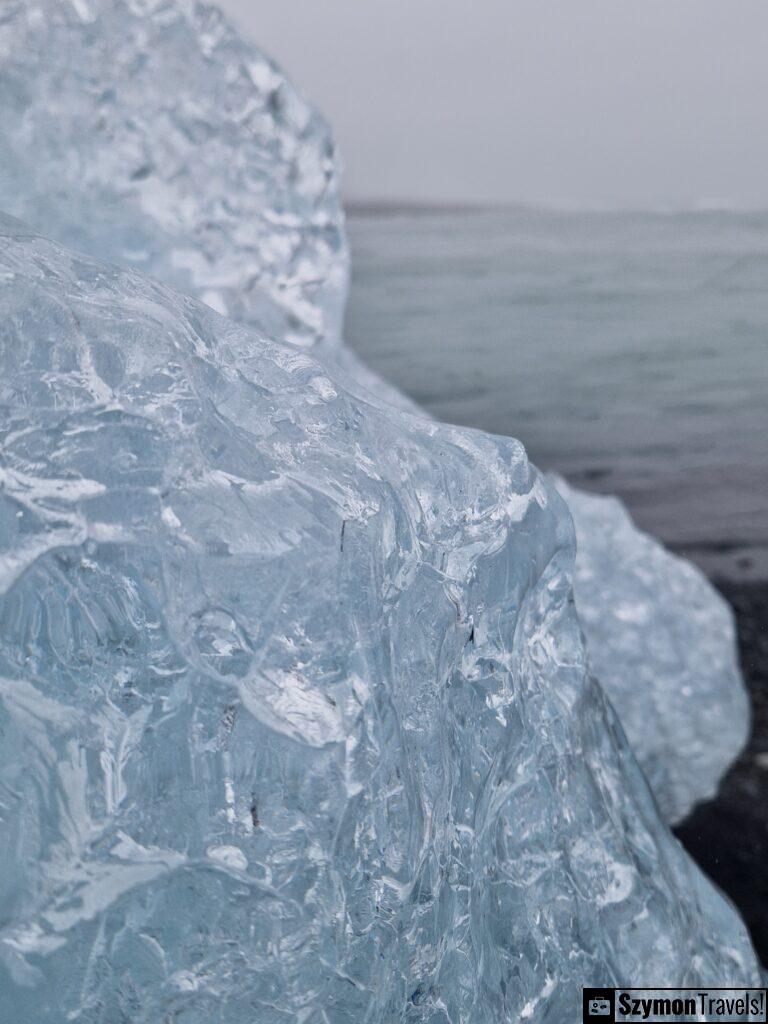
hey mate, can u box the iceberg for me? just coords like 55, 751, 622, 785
0, 0, 749, 825
555, 478, 749, 824
0, 214, 761, 1022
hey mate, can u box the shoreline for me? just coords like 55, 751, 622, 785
675, 579, 768, 961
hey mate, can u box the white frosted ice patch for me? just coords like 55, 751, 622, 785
206, 846, 248, 872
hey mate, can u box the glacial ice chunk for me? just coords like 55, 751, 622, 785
0, 0, 419, 415
554, 478, 749, 824
0, 0, 347, 352
0, 215, 761, 1022
0, 0, 750, 817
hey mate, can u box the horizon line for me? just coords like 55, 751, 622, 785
344, 197, 768, 217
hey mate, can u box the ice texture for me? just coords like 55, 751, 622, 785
0, 0, 748, 825
0, 0, 346, 352
555, 478, 749, 824
0, 0, 758, 1017
0, 0, 422, 418
0, 215, 761, 1022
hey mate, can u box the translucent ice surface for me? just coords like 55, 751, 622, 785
0, 0, 346, 351
0, 0, 750, 818
554, 479, 749, 824
0, 215, 761, 1022
0, 1, 757, 1018
0, 0, 417, 413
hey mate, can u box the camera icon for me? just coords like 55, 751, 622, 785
589, 997, 611, 1016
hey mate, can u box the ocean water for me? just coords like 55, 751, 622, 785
346, 207, 768, 581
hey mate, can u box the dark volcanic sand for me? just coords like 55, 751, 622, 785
674, 582, 768, 962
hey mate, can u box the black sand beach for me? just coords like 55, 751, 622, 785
675, 582, 768, 961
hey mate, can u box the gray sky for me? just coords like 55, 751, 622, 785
220, 0, 768, 209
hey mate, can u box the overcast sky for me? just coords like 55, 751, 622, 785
219, 1, 768, 209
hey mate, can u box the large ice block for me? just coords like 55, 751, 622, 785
0, 216, 760, 1022
554, 478, 749, 823
0, 0, 750, 834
